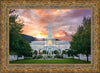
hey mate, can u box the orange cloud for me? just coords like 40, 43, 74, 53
34, 9, 71, 16
32, 31, 47, 38
61, 9, 71, 12
52, 10, 60, 15
14, 9, 90, 41
54, 31, 66, 38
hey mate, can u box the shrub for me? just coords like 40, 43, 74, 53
37, 55, 43, 59
47, 56, 52, 58
32, 56, 37, 59
54, 55, 63, 59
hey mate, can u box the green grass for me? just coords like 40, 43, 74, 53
10, 58, 90, 64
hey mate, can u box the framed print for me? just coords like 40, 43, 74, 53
0, 0, 100, 73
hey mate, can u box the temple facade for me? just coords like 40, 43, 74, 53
30, 24, 70, 56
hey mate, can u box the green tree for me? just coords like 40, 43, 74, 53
67, 49, 74, 58
9, 15, 24, 55
67, 49, 71, 57
54, 50, 59, 55
34, 50, 38, 55
9, 9, 15, 14
43, 50, 46, 54
19, 39, 33, 57
62, 50, 67, 55
9, 15, 33, 59
70, 16, 91, 62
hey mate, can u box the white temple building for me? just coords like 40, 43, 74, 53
30, 24, 70, 56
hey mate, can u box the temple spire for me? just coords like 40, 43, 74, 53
48, 24, 53, 38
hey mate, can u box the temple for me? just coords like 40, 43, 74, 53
30, 24, 70, 56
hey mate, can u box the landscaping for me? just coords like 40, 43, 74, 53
10, 58, 90, 64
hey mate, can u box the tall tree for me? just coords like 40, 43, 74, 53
70, 16, 91, 62
9, 15, 33, 58
9, 15, 24, 53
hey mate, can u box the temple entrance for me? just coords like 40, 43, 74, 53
48, 48, 52, 56
39, 49, 42, 54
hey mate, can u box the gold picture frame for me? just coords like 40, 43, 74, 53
0, 0, 99, 72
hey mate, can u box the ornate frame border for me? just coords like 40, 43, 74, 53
0, 0, 99, 72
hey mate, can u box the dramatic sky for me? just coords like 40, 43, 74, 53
14, 9, 91, 41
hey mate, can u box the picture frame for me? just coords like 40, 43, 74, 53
0, 0, 99, 72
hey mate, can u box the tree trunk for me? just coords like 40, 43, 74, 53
78, 54, 80, 60
17, 55, 18, 60
86, 53, 88, 62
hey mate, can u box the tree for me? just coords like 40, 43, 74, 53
9, 9, 15, 14
54, 50, 59, 55
9, 14, 33, 59
19, 39, 33, 57
70, 16, 91, 62
67, 49, 74, 58
9, 15, 24, 54
43, 50, 46, 54
34, 50, 38, 55
67, 49, 71, 57
62, 50, 67, 55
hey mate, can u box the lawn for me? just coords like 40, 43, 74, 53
10, 58, 90, 64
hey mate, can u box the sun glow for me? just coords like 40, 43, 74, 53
35, 35, 45, 39
33, 31, 66, 39
34, 31, 47, 39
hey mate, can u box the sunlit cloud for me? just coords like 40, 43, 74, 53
14, 9, 91, 41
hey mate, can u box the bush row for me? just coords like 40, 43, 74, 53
33, 55, 63, 59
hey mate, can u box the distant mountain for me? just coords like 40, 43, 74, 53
43, 38, 60, 41
55, 39, 60, 41
21, 34, 36, 43
21, 34, 60, 43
